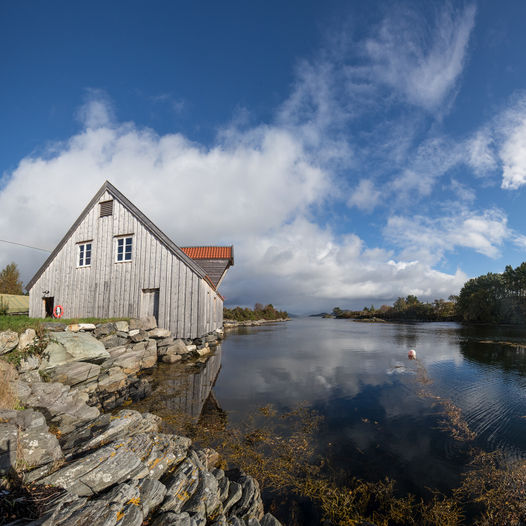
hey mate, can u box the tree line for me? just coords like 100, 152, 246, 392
332, 294, 457, 322
223, 303, 289, 322
456, 262, 526, 324
332, 261, 526, 325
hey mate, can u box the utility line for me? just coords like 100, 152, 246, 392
0, 239, 51, 253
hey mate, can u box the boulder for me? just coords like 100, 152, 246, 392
139, 477, 168, 517
0, 330, 18, 354
19, 426, 64, 470
0, 409, 63, 476
148, 328, 171, 339
115, 320, 130, 333
159, 339, 188, 357
129, 329, 148, 342
182, 470, 221, 520
196, 347, 211, 357
130, 316, 157, 331
48, 361, 101, 386
17, 380, 100, 434
19, 354, 41, 372
41, 332, 109, 370
60, 410, 160, 455
98, 367, 127, 393
100, 333, 127, 349
18, 328, 36, 350
94, 323, 116, 338
157, 337, 175, 347
222, 481, 242, 515
227, 471, 264, 521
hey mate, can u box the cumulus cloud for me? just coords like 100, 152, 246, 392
0, 96, 472, 311
499, 113, 526, 190
385, 208, 512, 262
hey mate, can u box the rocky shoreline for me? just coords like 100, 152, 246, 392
223, 319, 289, 329
0, 319, 282, 526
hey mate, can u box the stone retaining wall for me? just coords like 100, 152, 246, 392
0, 318, 282, 526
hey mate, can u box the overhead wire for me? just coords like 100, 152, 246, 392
0, 239, 51, 253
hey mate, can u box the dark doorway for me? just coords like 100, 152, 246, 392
44, 297, 54, 318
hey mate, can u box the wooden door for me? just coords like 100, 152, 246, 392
141, 289, 159, 323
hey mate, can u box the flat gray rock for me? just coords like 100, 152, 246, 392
42, 332, 109, 370
48, 361, 101, 386
60, 410, 160, 455
129, 316, 157, 331
40, 444, 145, 496
148, 328, 171, 339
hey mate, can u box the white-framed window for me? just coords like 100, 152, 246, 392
116, 236, 133, 262
78, 242, 92, 267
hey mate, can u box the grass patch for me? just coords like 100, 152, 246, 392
0, 315, 129, 334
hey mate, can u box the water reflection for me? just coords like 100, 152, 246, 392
130, 318, 526, 500
134, 345, 222, 419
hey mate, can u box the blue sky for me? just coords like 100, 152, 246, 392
1, 1, 526, 312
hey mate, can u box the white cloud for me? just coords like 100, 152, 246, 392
347, 179, 382, 212
0, 98, 471, 311
467, 129, 497, 175
500, 118, 526, 190
363, 4, 476, 111
385, 208, 511, 262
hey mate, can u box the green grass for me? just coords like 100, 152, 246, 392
0, 315, 129, 334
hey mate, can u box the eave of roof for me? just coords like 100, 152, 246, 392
27, 181, 210, 290
180, 246, 234, 262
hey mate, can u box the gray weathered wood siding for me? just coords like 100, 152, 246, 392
29, 190, 223, 338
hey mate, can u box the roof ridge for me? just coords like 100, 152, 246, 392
27, 181, 210, 290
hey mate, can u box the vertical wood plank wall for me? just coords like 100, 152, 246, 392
29, 191, 223, 338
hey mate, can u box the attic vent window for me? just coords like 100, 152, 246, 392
100, 200, 113, 217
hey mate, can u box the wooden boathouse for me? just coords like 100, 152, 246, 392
27, 181, 233, 338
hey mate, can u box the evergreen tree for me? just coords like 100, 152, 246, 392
0, 262, 23, 295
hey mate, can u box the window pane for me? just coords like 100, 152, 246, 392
125, 252, 132, 261
79, 245, 84, 266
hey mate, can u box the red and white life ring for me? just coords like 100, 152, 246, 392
53, 305, 64, 318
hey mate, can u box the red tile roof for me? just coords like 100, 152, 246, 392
181, 246, 233, 260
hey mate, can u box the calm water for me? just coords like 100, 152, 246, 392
132, 318, 526, 517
